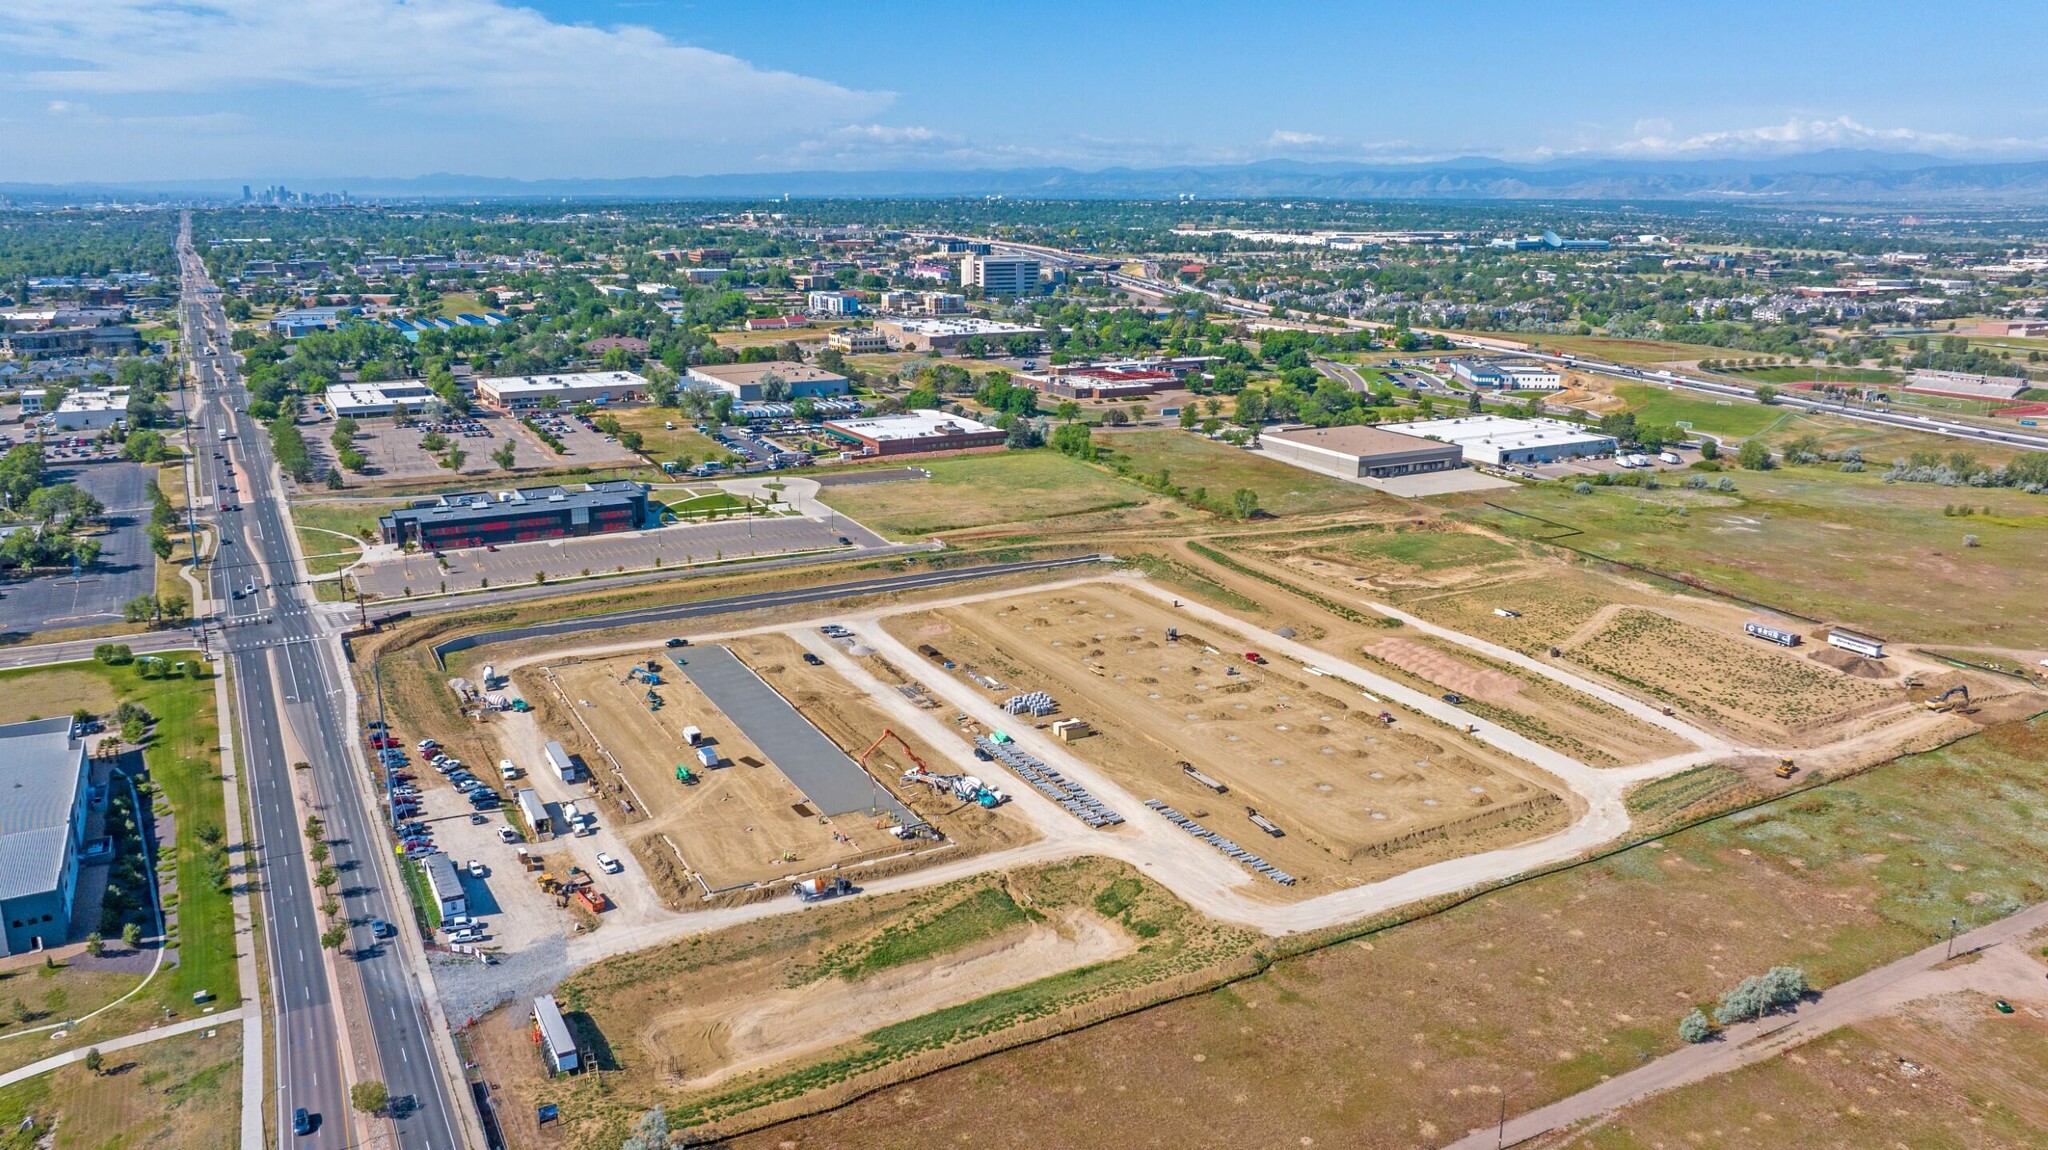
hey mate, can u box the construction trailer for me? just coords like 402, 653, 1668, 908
681, 725, 703, 746
422, 853, 468, 918
1743, 621, 1803, 648
544, 740, 577, 782
695, 744, 720, 769
516, 787, 553, 840
1826, 629, 1886, 659
532, 996, 581, 1075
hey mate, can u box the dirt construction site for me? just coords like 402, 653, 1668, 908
881, 583, 1575, 887
513, 638, 1030, 902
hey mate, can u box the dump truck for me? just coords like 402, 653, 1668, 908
577, 888, 609, 913
791, 876, 854, 903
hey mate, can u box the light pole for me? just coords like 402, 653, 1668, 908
1946, 915, 1960, 960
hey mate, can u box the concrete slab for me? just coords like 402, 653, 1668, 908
673, 644, 913, 823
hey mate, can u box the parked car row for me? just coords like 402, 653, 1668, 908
364, 722, 503, 949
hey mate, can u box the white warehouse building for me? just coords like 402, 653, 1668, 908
1379, 415, 1616, 466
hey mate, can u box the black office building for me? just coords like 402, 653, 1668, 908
378, 482, 649, 550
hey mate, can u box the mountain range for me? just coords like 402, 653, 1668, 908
11, 151, 2048, 205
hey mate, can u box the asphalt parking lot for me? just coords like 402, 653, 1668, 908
0, 461, 157, 633
350, 514, 878, 598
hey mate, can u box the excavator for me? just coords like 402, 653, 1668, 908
1924, 685, 1972, 713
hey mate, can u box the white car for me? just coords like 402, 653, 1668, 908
496, 826, 520, 844
595, 852, 622, 874
467, 859, 487, 878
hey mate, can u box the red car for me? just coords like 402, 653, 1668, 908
1244, 652, 1267, 665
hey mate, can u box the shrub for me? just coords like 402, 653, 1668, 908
1677, 1008, 1712, 1043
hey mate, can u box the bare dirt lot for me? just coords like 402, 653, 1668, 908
534, 656, 904, 895
884, 583, 1573, 887
644, 906, 1131, 1090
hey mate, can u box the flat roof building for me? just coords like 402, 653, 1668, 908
378, 481, 649, 550
324, 381, 436, 419
685, 361, 850, 401
473, 371, 648, 409
1379, 415, 1617, 466
1261, 424, 1465, 480
1446, 359, 1563, 391
872, 317, 1043, 353
806, 291, 862, 316
824, 409, 1005, 457
960, 252, 1041, 297
0, 718, 93, 955
50, 386, 131, 431
827, 328, 890, 354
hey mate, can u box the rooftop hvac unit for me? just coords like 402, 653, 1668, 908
548, 492, 566, 502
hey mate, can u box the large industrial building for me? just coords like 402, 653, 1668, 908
1260, 424, 1466, 480
959, 252, 1041, 297
872, 317, 1043, 353
824, 409, 1005, 456
1379, 415, 1617, 466
377, 481, 649, 550
685, 361, 851, 401
0, 717, 92, 955
474, 371, 649, 409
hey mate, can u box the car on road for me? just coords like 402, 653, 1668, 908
802, 652, 823, 666
370, 919, 395, 939
596, 852, 622, 874
1442, 693, 1464, 705
293, 1108, 315, 1136
664, 637, 689, 648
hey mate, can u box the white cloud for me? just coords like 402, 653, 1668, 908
1616, 115, 1984, 156
1266, 129, 1329, 148
0, 0, 893, 177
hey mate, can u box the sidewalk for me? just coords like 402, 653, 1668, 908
0, 1008, 246, 1091
1442, 899, 2048, 1149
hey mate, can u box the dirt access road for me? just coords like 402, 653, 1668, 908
1443, 899, 2048, 1149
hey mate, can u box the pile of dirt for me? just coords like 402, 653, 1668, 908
1808, 647, 1894, 680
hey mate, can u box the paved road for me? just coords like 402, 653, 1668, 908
352, 514, 874, 598
178, 220, 467, 1150
0, 461, 156, 632
1442, 898, 2048, 1149
428, 553, 1109, 663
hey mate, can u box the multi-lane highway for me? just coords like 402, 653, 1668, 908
177, 217, 466, 1150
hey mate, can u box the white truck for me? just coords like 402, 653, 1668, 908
498, 758, 523, 781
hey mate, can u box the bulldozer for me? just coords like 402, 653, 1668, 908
1774, 757, 1797, 780
1924, 685, 1971, 713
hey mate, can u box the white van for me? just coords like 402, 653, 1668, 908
498, 758, 523, 781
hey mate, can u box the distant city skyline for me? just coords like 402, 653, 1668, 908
1, 0, 2044, 184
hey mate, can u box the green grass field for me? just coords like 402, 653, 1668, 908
285, 500, 385, 542
1612, 383, 1787, 438
818, 451, 1143, 537
436, 292, 484, 319
1721, 365, 1898, 385
0, 1027, 241, 1150
0, 657, 233, 1070
1097, 429, 1375, 516
1474, 463, 2048, 647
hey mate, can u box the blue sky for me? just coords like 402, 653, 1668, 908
2, 0, 2044, 183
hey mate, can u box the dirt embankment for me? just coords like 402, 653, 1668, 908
640, 909, 1132, 1089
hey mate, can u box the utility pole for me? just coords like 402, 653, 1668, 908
1496, 1090, 1506, 1149
1947, 915, 1960, 960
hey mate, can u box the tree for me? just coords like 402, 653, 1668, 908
1736, 439, 1774, 470
1101, 407, 1129, 426
1699, 438, 1719, 461
442, 447, 467, 470
313, 866, 337, 892
758, 371, 790, 403
1753, 384, 1780, 405
1677, 1009, 1712, 1043
1054, 400, 1082, 423
491, 442, 517, 470
83, 1048, 104, 1075
1050, 421, 1093, 458
121, 922, 141, 948
123, 594, 160, 624
1178, 406, 1201, 430
320, 924, 347, 951
351, 1081, 388, 1115
1230, 488, 1260, 520
84, 932, 103, 957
